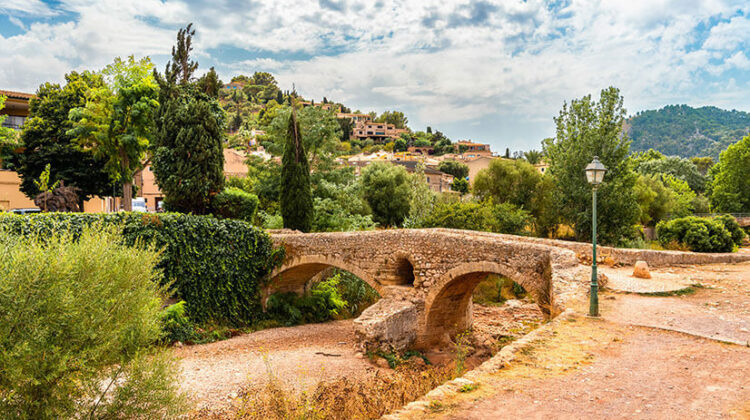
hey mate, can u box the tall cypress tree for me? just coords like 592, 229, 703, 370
280, 106, 313, 231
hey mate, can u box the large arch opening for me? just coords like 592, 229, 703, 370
421, 262, 549, 347
265, 257, 381, 327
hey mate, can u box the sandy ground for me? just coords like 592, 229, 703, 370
429, 261, 750, 420
175, 301, 545, 413
174, 320, 380, 411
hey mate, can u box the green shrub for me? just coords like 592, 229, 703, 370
421, 200, 531, 235
332, 271, 380, 317
0, 226, 186, 419
656, 216, 735, 253
160, 301, 196, 344
266, 276, 347, 326
211, 187, 259, 221
0, 212, 283, 326
713, 214, 746, 246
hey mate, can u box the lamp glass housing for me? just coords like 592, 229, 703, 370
585, 156, 607, 185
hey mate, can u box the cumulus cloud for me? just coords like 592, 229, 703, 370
2, 0, 750, 149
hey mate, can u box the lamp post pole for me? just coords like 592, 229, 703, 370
589, 185, 599, 317
585, 155, 605, 318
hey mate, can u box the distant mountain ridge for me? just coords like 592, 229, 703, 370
626, 104, 750, 158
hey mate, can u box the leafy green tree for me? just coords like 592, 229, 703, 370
361, 162, 412, 227
438, 160, 469, 179
152, 25, 226, 214
310, 162, 374, 232
543, 87, 640, 245
393, 137, 408, 152
403, 163, 437, 227
0, 96, 22, 170
17, 72, 114, 202
264, 106, 341, 161
635, 155, 706, 193
663, 175, 696, 217
472, 158, 557, 236
337, 117, 353, 142
634, 174, 675, 226
709, 135, 750, 213
280, 108, 313, 231
374, 110, 408, 129
450, 177, 469, 194
690, 156, 714, 176
421, 200, 530, 235
68, 56, 159, 211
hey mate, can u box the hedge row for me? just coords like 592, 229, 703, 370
656, 215, 745, 253
0, 212, 283, 325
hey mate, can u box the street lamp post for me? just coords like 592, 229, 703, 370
585, 156, 607, 317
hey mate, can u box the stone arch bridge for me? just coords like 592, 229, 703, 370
268, 229, 579, 350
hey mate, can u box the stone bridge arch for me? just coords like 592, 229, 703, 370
268, 254, 384, 296
420, 259, 552, 346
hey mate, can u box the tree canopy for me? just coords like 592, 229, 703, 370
708, 134, 750, 213
543, 87, 640, 245
17, 71, 115, 203
360, 162, 412, 227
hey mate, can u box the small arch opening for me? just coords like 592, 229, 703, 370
394, 258, 415, 286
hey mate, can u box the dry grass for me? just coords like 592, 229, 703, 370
489, 316, 621, 380
229, 361, 456, 420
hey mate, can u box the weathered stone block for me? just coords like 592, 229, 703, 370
353, 299, 418, 352
633, 260, 651, 279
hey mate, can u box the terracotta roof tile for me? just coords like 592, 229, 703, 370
0, 90, 34, 100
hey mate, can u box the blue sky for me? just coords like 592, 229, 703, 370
1, 0, 750, 152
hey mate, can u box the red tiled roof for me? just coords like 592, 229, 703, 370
0, 90, 34, 100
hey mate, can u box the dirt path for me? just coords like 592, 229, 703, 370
174, 320, 381, 410
423, 262, 750, 420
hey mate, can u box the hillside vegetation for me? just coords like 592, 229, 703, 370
627, 105, 750, 158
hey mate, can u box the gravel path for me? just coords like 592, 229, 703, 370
436, 261, 750, 420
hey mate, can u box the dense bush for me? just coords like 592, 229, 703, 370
713, 214, 746, 246
266, 276, 347, 326
0, 226, 186, 418
421, 200, 531, 235
160, 301, 197, 344
211, 187, 259, 221
0, 212, 282, 325
656, 216, 735, 253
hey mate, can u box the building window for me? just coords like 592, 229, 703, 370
1, 115, 25, 130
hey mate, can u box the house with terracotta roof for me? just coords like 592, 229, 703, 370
0, 89, 33, 130
454, 140, 492, 157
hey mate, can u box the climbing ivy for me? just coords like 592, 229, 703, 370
0, 212, 283, 325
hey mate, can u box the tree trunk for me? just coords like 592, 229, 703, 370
123, 181, 133, 212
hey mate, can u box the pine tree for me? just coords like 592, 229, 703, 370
169, 23, 197, 85
280, 106, 313, 232
152, 24, 225, 214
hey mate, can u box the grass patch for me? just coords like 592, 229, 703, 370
634, 286, 697, 297
367, 349, 431, 369
458, 383, 479, 393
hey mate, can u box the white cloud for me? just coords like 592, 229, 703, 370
0, 0, 57, 16
2, 0, 750, 148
